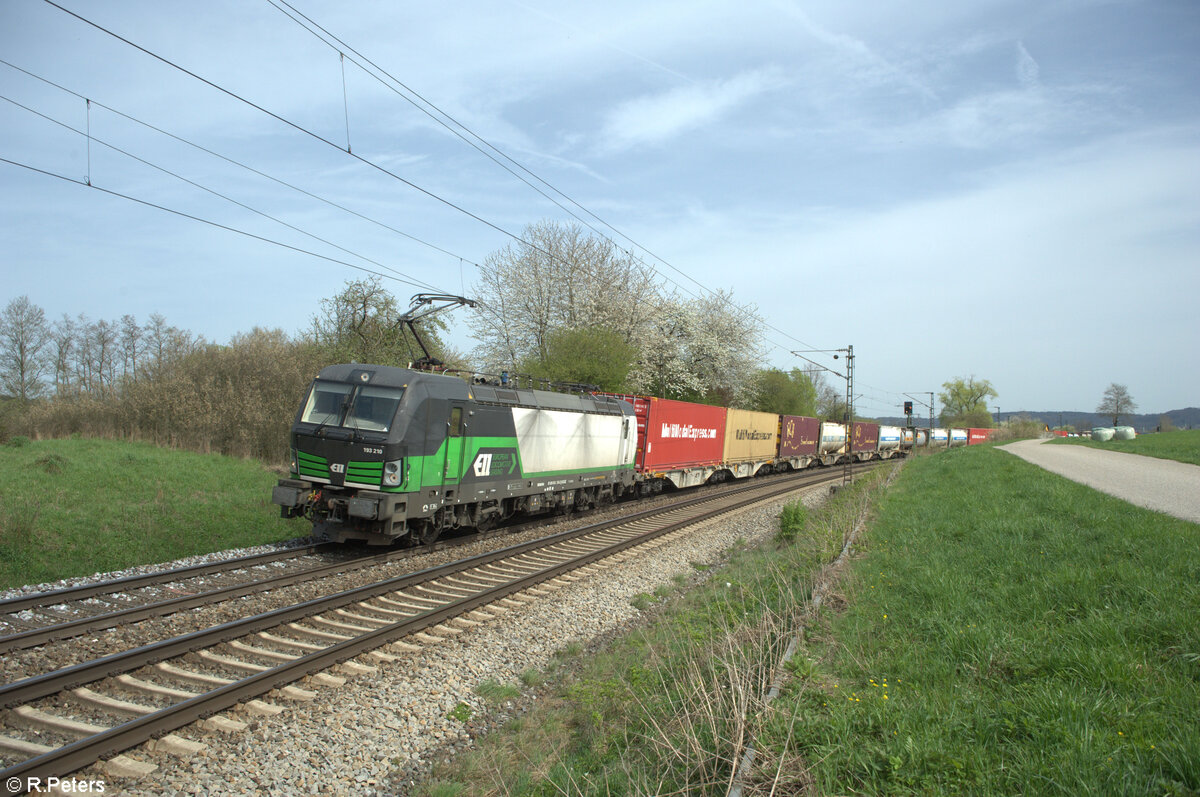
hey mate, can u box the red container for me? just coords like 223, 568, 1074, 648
780, 416, 820, 457
968, 428, 996, 444
597, 393, 726, 472
851, 422, 879, 454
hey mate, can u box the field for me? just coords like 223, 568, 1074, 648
418, 446, 1200, 795
1051, 428, 1200, 466
0, 437, 306, 590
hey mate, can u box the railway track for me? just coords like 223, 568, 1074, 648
0, 464, 863, 657
0, 466, 851, 793
0, 517, 573, 656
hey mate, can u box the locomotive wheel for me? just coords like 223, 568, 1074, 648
417, 521, 441, 546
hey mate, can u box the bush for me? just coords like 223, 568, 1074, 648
777, 501, 808, 543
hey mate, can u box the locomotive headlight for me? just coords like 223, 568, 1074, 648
290, 448, 298, 477
382, 459, 403, 487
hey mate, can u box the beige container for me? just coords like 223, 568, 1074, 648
723, 408, 780, 463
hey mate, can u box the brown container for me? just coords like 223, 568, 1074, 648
779, 415, 820, 457
723, 409, 780, 463
851, 422, 879, 454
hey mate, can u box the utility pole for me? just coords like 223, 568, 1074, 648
793, 345, 853, 486
844, 345, 854, 487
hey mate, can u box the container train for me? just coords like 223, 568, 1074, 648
271, 364, 985, 545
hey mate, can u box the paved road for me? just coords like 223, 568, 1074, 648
999, 438, 1200, 524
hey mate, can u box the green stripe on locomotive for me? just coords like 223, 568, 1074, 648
391, 433, 635, 494
294, 450, 385, 488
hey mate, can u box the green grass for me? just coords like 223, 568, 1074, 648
771, 447, 1199, 795
1050, 428, 1200, 465
413, 448, 1199, 796
0, 437, 307, 589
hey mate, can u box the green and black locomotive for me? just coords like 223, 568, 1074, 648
272, 364, 637, 545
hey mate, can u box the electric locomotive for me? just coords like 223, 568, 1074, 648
272, 364, 638, 545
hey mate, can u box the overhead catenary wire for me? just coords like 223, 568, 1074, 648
0, 156, 429, 289
0, 57, 483, 277
263, 0, 822, 354
37, 0, 819, 359
263, 0, 710, 294
0, 92, 442, 294
32, 1, 844, 374
39, 0, 565, 267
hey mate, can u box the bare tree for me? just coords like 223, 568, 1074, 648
91, 319, 118, 397
1097, 383, 1136, 425
807, 368, 847, 421
48, 314, 76, 396
120, 314, 142, 383
0, 296, 50, 401
308, 277, 450, 367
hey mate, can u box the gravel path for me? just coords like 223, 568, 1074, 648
999, 438, 1200, 523
64, 483, 830, 796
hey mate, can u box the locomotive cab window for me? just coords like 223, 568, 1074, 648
346, 386, 405, 432
300, 381, 353, 426
299, 381, 405, 432
449, 406, 463, 437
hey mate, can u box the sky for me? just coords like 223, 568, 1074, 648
2, 0, 1198, 417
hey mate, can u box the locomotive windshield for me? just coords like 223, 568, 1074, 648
299, 381, 405, 433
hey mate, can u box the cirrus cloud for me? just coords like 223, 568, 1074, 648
597, 68, 788, 153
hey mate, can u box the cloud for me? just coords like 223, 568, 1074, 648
769, 1, 938, 100
597, 68, 787, 152
1016, 41, 1040, 88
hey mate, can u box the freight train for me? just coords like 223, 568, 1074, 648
271, 364, 979, 545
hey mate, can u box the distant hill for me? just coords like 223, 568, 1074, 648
871, 408, 1200, 432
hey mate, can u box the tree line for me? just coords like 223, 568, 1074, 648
1, 221, 860, 462
0, 281, 444, 461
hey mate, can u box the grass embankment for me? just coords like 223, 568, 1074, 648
418, 447, 1199, 796
0, 437, 306, 589
1050, 428, 1200, 466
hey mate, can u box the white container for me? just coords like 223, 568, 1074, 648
817, 422, 847, 454
878, 426, 902, 452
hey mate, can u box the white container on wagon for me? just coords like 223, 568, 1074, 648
879, 426, 903, 458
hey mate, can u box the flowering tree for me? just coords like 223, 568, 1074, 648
469, 220, 660, 372
627, 290, 763, 405
470, 220, 765, 403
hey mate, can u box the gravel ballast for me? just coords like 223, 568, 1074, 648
67, 484, 831, 796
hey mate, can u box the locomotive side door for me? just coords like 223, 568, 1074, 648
618, 416, 632, 465
442, 404, 466, 488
